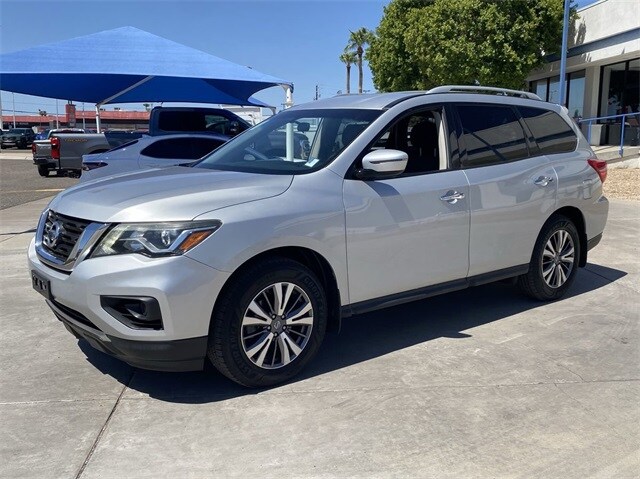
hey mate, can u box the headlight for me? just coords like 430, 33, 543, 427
91, 221, 221, 258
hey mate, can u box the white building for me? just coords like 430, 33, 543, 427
527, 0, 639, 144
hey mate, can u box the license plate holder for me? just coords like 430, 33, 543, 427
31, 270, 52, 300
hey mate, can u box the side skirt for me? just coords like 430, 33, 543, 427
341, 264, 529, 318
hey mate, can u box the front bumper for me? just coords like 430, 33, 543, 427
28, 238, 231, 371
48, 299, 208, 371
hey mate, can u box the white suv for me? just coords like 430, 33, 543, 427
28, 86, 609, 387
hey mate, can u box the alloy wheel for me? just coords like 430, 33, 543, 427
541, 229, 575, 288
241, 282, 314, 369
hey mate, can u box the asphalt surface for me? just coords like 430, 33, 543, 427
0, 169, 638, 477
0, 152, 78, 210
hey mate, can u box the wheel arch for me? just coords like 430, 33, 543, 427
214, 246, 342, 333
548, 206, 587, 267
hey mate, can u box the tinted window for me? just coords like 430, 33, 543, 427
156, 111, 248, 135
141, 138, 196, 159
519, 107, 577, 155
457, 105, 528, 167
191, 138, 225, 158
158, 112, 208, 132
106, 139, 139, 153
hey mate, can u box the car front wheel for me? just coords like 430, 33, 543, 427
208, 258, 327, 388
518, 215, 580, 301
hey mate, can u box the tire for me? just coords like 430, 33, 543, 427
208, 258, 327, 388
37, 165, 50, 177
518, 215, 580, 301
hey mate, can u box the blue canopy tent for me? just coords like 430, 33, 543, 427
0, 26, 293, 131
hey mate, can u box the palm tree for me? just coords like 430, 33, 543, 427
339, 51, 358, 94
346, 28, 374, 94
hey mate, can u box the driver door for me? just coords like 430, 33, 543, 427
343, 106, 470, 304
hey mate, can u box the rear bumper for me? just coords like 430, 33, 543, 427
48, 298, 208, 372
33, 157, 55, 166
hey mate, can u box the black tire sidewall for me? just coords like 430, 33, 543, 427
531, 217, 580, 300
209, 259, 327, 387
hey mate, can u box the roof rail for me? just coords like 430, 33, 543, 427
427, 85, 542, 101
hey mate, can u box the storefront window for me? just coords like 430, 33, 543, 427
623, 59, 639, 114
548, 76, 561, 104
599, 59, 640, 118
531, 79, 548, 101
567, 70, 585, 120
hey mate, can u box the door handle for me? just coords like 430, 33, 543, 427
534, 176, 554, 187
440, 190, 465, 204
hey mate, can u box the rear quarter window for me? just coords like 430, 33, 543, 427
456, 104, 529, 167
518, 107, 577, 155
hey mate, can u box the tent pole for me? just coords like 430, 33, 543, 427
94, 76, 154, 134
98, 75, 154, 106
95, 105, 102, 133
282, 84, 293, 109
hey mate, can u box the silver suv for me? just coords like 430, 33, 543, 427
28, 86, 609, 387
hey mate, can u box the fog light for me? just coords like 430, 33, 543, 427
101, 296, 163, 330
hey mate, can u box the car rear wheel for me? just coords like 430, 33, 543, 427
37, 165, 50, 177
518, 215, 580, 301
207, 258, 327, 388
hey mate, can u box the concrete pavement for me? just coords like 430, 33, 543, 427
0, 197, 638, 478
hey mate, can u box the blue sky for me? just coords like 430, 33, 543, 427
0, 0, 385, 116
1, 0, 599, 118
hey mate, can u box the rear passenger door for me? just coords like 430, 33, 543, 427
453, 103, 558, 277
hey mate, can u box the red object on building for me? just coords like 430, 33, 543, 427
65, 104, 77, 127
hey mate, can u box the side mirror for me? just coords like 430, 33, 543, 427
297, 122, 310, 133
356, 149, 408, 180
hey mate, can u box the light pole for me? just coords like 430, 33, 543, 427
558, 0, 570, 106
12, 92, 16, 128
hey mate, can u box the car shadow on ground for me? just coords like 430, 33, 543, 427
77, 263, 626, 403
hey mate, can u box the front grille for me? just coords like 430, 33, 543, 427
41, 211, 92, 261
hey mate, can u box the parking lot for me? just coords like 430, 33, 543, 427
0, 153, 638, 478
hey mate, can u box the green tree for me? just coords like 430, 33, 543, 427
368, 0, 570, 91
339, 51, 358, 94
346, 27, 375, 94
367, 0, 430, 92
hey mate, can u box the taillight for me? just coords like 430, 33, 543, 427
51, 137, 60, 160
32, 143, 36, 154
587, 158, 607, 183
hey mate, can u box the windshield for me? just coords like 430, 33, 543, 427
8, 129, 28, 134
193, 109, 380, 174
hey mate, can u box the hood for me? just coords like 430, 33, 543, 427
48, 166, 293, 222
